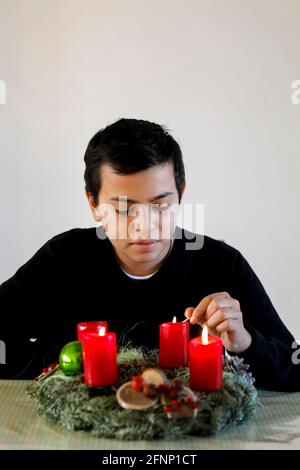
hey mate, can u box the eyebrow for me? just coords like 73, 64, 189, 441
109, 192, 174, 203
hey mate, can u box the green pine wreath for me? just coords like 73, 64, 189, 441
28, 347, 257, 440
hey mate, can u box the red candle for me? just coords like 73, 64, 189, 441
77, 321, 108, 341
189, 325, 223, 392
159, 316, 189, 368
81, 327, 118, 387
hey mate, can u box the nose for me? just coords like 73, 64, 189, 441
130, 206, 159, 240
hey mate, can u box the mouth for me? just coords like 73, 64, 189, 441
130, 240, 159, 252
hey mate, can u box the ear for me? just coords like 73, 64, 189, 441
179, 180, 186, 203
85, 191, 102, 222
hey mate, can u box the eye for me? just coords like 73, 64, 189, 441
151, 203, 170, 213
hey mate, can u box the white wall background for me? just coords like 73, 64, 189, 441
0, 0, 300, 336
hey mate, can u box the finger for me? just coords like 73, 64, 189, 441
184, 307, 194, 320
215, 318, 239, 335
190, 296, 212, 324
190, 292, 231, 325
206, 297, 235, 318
206, 308, 239, 329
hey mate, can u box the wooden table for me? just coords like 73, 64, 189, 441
1, 380, 300, 450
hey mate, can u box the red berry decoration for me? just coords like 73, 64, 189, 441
163, 406, 173, 413
143, 384, 158, 399
131, 375, 144, 392
161, 383, 199, 419
156, 384, 169, 394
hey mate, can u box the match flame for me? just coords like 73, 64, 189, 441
202, 325, 208, 345
172, 316, 177, 323
99, 326, 106, 336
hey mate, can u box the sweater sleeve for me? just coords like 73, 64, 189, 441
230, 250, 300, 391
0, 243, 65, 378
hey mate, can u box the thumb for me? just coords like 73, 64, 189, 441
184, 307, 194, 320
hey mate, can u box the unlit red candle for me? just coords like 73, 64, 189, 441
159, 316, 189, 368
189, 325, 223, 392
81, 327, 118, 387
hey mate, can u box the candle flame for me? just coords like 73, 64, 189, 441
202, 325, 208, 345
99, 326, 106, 336
172, 316, 177, 323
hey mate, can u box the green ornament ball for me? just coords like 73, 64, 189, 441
59, 341, 83, 376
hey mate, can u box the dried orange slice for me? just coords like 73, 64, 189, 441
116, 382, 158, 410
141, 368, 169, 386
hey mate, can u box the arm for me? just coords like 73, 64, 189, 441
185, 250, 300, 391
230, 251, 299, 391
0, 243, 62, 378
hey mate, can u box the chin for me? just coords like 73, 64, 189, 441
131, 250, 158, 262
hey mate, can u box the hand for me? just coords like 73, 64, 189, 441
184, 292, 252, 354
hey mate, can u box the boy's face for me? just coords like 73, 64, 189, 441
87, 162, 184, 273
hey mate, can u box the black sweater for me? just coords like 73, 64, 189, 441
0, 226, 299, 391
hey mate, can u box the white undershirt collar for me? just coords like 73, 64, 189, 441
121, 269, 158, 280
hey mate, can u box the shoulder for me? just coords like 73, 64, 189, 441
44, 227, 107, 257
175, 228, 253, 293
47, 227, 96, 244
173, 228, 249, 283
175, 227, 240, 261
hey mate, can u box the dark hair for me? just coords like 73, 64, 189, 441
84, 118, 185, 204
